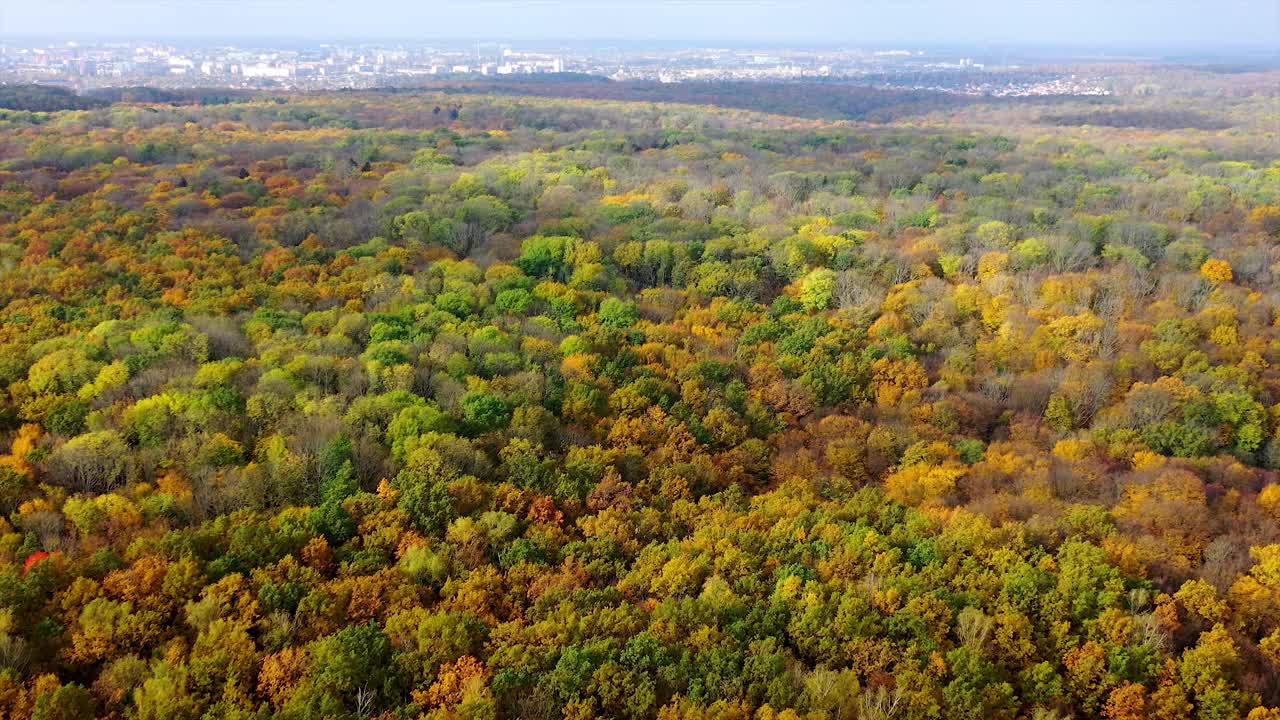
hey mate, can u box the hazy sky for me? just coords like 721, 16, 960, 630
3, 0, 1278, 48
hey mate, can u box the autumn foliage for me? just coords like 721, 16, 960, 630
0, 86, 1277, 719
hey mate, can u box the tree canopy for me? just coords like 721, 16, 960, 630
0, 82, 1279, 719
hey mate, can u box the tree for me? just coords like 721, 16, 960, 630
306, 623, 400, 713
45, 431, 130, 493
461, 391, 512, 434
1200, 258, 1232, 284
133, 662, 200, 720
31, 682, 95, 720
598, 298, 639, 328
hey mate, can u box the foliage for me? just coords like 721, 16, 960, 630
0, 84, 1278, 719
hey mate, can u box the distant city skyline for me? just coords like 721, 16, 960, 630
4, 0, 1279, 50
0, 35, 1124, 96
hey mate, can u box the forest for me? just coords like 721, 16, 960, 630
0, 75, 1278, 720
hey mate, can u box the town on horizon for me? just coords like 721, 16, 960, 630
5, 36, 1253, 99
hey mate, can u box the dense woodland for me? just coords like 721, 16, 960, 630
0, 78, 1278, 720
0, 86, 108, 114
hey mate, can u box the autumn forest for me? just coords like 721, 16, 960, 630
0, 75, 1279, 720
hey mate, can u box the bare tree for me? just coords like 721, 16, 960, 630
859, 685, 904, 720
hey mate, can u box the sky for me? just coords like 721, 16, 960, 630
3, 0, 1278, 49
